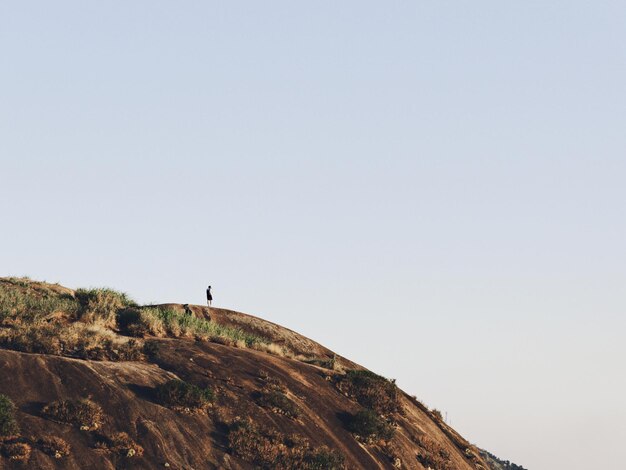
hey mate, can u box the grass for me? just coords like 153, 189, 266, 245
1, 441, 31, 460
0, 394, 19, 437
227, 419, 345, 470
43, 398, 104, 430
156, 379, 214, 411
94, 432, 143, 458
415, 434, 453, 470
119, 306, 265, 347
37, 436, 71, 458
75, 288, 136, 328
0, 281, 78, 325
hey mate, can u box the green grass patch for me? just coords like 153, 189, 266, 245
119, 306, 264, 347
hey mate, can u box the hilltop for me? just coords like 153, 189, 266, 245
0, 277, 520, 469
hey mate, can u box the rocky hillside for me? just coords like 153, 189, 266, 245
0, 277, 513, 469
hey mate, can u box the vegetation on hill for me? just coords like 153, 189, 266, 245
0, 277, 523, 470
479, 448, 528, 470
0, 277, 272, 362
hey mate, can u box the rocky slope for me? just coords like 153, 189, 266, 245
0, 277, 507, 469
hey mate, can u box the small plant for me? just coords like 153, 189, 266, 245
37, 436, 71, 458
94, 432, 143, 458
304, 446, 345, 469
227, 419, 282, 466
256, 390, 300, 419
43, 398, 104, 430
156, 379, 214, 411
1, 441, 31, 460
0, 394, 19, 437
338, 370, 400, 415
431, 408, 443, 421
345, 409, 394, 441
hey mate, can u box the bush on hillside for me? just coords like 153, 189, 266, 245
415, 434, 453, 470
344, 409, 394, 441
1, 441, 31, 460
227, 419, 345, 470
0, 322, 143, 361
337, 370, 400, 415
43, 399, 104, 430
156, 379, 214, 411
94, 432, 143, 458
0, 394, 19, 437
37, 435, 71, 458
76, 288, 136, 328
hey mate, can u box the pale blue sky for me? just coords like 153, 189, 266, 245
1, 2, 625, 469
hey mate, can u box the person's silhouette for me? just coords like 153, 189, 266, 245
206, 285, 212, 307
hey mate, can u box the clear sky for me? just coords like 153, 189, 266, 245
1, 2, 625, 469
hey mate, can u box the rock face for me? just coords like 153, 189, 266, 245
0, 278, 493, 469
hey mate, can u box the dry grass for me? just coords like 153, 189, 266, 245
118, 306, 265, 347
0, 322, 144, 361
43, 399, 104, 430
94, 432, 143, 458
0, 278, 294, 364
255, 389, 300, 419
414, 434, 453, 470
227, 418, 345, 469
75, 288, 136, 329
1, 441, 31, 460
37, 435, 71, 458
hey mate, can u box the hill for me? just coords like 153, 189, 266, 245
0, 277, 519, 469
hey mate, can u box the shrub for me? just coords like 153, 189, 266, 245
303, 446, 345, 469
256, 390, 300, 419
94, 432, 143, 458
345, 409, 394, 441
76, 288, 136, 328
258, 370, 287, 392
338, 370, 400, 415
431, 408, 443, 421
37, 436, 71, 458
228, 420, 282, 466
1, 441, 31, 460
43, 399, 104, 430
415, 434, 453, 470
0, 394, 19, 437
227, 419, 345, 470
156, 379, 214, 411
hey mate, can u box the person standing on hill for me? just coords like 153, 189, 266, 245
206, 285, 212, 307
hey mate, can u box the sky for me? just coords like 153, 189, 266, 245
1, 2, 625, 468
